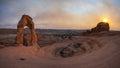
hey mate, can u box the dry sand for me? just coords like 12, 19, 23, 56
0, 32, 120, 68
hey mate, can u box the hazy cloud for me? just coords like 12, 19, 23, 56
0, 0, 120, 30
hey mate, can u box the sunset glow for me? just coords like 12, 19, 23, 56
0, 0, 120, 30
102, 18, 108, 23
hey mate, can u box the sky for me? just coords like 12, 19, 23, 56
0, 0, 120, 30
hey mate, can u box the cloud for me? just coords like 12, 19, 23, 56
0, 0, 120, 30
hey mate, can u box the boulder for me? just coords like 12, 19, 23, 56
91, 22, 110, 32
83, 22, 110, 35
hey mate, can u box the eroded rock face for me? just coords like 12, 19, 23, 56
16, 15, 38, 46
55, 43, 83, 58
91, 22, 110, 33
83, 22, 110, 35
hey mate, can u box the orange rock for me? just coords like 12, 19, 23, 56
16, 15, 38, 47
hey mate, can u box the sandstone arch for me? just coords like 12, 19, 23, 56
16, 15, 38, 46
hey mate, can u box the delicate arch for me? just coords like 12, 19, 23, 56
16, 15, 38, 46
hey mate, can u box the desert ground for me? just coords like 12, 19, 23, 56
0, 30, 120, 68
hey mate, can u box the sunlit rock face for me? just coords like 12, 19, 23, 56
16, 15, 38, 46
91, 22, 110, 32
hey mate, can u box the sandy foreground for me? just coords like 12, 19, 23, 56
0, 33, 120, 68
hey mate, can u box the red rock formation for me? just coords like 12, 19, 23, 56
83, 22, 110, 35
91, 22, 110, 32
16, 15, 38, 46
